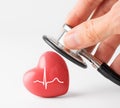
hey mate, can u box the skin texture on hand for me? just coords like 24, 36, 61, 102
64, 0, 120, 74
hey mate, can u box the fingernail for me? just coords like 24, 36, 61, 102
64, 32, 80, 49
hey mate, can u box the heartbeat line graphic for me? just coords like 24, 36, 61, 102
33, 67, 64, 90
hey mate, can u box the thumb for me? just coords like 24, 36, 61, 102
64, 14, 113, 50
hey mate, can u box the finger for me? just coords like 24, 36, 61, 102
111, 54, 120, 75
65, 0, 103, 27
92, 0, 118, 18
85, 0, 118, 53
86, 0, 118, 53
94, 35, 120, 63
64, 13, 113, 49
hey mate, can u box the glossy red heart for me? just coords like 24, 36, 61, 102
23, 51, 69, 98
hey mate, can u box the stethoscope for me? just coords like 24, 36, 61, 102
42, 24, 120, 86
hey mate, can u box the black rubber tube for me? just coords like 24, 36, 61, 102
98, 63, 120, 86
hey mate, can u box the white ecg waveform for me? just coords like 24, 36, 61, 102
33, 67, 64, 90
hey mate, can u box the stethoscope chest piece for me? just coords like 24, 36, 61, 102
43, 24, 87, 68
43, 24, 120, 86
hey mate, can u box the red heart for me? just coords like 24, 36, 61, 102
23, 51, 69, 98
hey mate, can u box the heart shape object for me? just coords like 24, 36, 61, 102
23, 51, 69, 98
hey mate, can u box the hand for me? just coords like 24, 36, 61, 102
64, 0, 120, 74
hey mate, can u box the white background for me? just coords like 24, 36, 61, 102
0, 0, 120, 108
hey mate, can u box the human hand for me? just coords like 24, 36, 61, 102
64, 0, 120, 74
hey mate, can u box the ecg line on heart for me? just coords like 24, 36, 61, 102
33, 67, 64, 90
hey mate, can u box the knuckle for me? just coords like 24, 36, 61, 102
110, 14, 120, 34
82, 21, 101, 43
